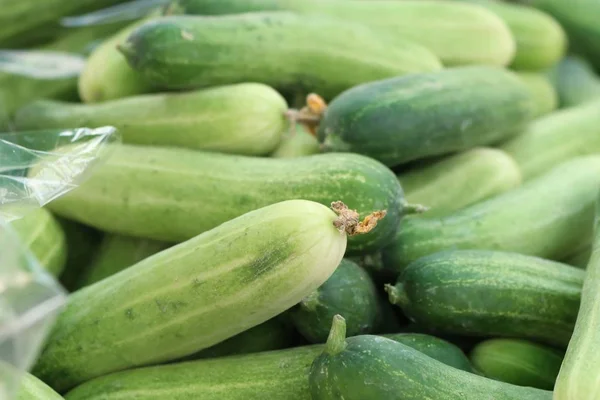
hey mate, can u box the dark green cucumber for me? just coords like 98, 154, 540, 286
563, 246, 592, 269
271, 124, 320, 158
546, 55, 600, 108
317, 66, 535, 166
14, 83, 288, 156
309, 316, 552, 400
45, 144, 407, 254
385, 250, 584, 347
289, 259, 381, 343
470, 338, 564, 390
515, 72, 558, 117
118, 12, 442, 100
382, 156, 600, 271
500, 100, 600, 180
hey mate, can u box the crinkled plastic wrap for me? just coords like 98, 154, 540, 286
0, 126, 119, 399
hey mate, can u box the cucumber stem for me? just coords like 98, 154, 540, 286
384, 283, 409, 308
331, 201, 387, 236
284, 93, 327, 137
401, 201, 430, 215
325, 315, 347, 356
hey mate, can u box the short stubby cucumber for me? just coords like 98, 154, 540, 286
317, 66, 535, 167
77, 233, 170, 288
546, 55, 600, 108
33, 199, 365, 391
288, 258, 381, 343
382, 156, 600, 271
398, 148, 522, 217
118, 12, 441, 100
9, 208, 67, 277
17, 372, 64, 400
515, 72, 558, 117
385, 250, 584, 347
171, 0, 516, 67
45, 144, 406, 254
309, 316, 552, 400
470, 339, 564, 390
500, 100, 600, 180
271, 124, 320, 158
14, 83, 288, 155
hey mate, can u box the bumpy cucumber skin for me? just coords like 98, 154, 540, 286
470, 339, 564, 390
15, 83, 288, 156
388, 250, 584, 347
33, 200, 346, 392
271, 124, 320, 158
546, 55, 600, 108
500, 100, 600, 180
309, 335, 552, 400
46, 144, 404, 254
399, 148, 522, 217
515, 72, 558, 117
289, 259, 381, 343
318, 66, 534, 167
173, 0, 516, 67
383, 156, 600, 271
9, 208, 67, 277
17, 372, 64, 400
119, 12, 441, 100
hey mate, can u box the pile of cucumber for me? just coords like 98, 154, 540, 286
4, 0, 600, 399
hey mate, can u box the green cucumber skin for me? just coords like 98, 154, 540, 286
46, 144, 404, 254
500, 100, 600, 180
64, 333, 471, 400
515, 72, 558, 118
33, 200, 346, 392
317, 66, 535, 167
399, 148, 522, 217
119, 12, 441, 100
547, 55, 600, 108
387, 250, 584, 347
17, 372, 64, 400
77, 234, 170, 288
309, 335, 552, 400
271, 124, 320, 158
15, 83, 288, 156
470, 339, 564, 390
563, 246, 592, 269
9, 208, 67, 277
382, 156, 600, 271
172, 0, 516, 67
289, 259, 381, 343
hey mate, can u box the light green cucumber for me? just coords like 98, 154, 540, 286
14, 83, 287, 155
470, 339, 564, 390
398, 148, 522, 217
9, 208, 67, 277
382, 156, 600, 273
271, 124, 320, 158
17, 372, 64, 400
44, 144, 406, 254
515, 72, 558, 117
77, 233, 169, 288
500, 100, 600, 180
33, 199, 352, 391
546, 55, 600, 108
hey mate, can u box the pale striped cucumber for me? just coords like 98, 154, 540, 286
9, 208, 67, 277
271, 124, 320, 158
398, 148, 522, 217
500, 100, 600, 180
33, 199, 361, 391
44, 144, 406, 254
15, 83, 288, 155
77, 233, 169, 288
17, 372, 64, 400
515, 72, 558, 117
382, 156, 600, 272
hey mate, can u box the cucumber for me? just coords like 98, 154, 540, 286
45, 144, 406, 254
563, 246, 592, 269
455, 0, 566, 70
289, 258, 381, 343
79, 17, 155, 103
33, 199, 363, 391
171, 0, 516, 67
382, 156, 600, 271
119, 12, 441, 100
470, 338, 564, 390
515, 72, 558, 117
317, 66, 535, 167
398, 148, 522, 217
77, 233, 169, 288
271, 124, 320, 158
64, 332, 472, 400
554, 193, 600, 399
546, 55, 600, 108
14, 83, 288, 156
309, 316, 552, 400
500, 100, 600, 180
385, 250, 584, 347
17, 372, 64, 400
9, 208, 67, 277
